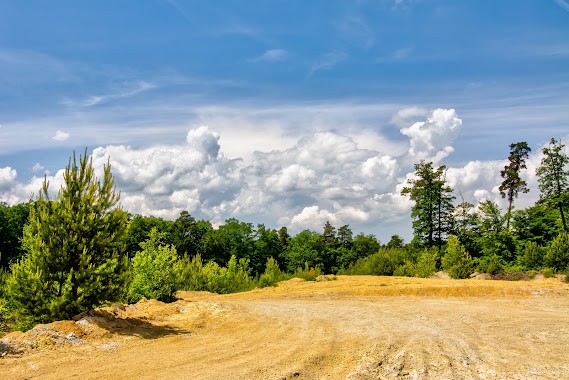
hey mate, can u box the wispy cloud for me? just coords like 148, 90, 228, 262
165, 0, 196, 23
52, 130, 70, 141
307, 51, 348, 78
554, 0, 569, 12
335, 15, 374, 50
374, 47, 414, 63
250, 49, 288, 63
63, 81, 156, 107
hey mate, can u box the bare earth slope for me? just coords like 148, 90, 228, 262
2, 276, 569, 379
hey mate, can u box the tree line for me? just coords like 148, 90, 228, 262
1, 138, 568, 331
400, 138, 569, 277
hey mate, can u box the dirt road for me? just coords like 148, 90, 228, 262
2, 276, 569, 379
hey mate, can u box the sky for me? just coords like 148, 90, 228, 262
1, 0, 569, 242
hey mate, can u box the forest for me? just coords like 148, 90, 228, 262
0, 138, 568, 331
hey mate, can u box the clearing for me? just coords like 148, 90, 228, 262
1, 276, 569, 379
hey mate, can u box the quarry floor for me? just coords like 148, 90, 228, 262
2, 275, 569, 379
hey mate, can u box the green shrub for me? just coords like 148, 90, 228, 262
544, 233, 569, 271
393, 260, 416, 277
0, 297, 10, 332
415, 248, 439, 278
258, 257, 289, 287
526, 270, 538, 279
518, 241, 544, 270
175, 254, 256, 294
339, 248, 409, 276
476, 254, 504, 275
442, 235, 473, 279
128, 228, 179, 303
541, 268, 556, 278
293, 263, 321, 281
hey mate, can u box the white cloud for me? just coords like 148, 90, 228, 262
291, 206, 338, 229
251, 49, 287, 62
52, 130, 70, 141
308, 50, 348, 77
62, 81, 156, 107
400, 108, 462, 163
335, 15, 374, 50
0, 167, 17, 190
32, 163, 44, 172
2, 110, 558, 241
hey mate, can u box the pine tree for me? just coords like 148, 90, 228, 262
499, 142, 531, 229
401, 160, 455, 251
442, 235, 473, 279
7, 150, 129, 325
544, 233, 569, 272
536, 138, 569, 232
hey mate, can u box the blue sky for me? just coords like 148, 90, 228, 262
1, 0, 569, 241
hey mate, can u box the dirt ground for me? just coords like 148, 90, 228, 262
2, 275, 569, 380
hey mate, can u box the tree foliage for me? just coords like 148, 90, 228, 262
536, 138, 569, 232
6, 150, 129, 325
0, 202, 30, 269
499, 142, 531, 229
544, 233, 569, 271
128, 228, 178, 303
441, 235, 473, 279
401, 160, 455, 250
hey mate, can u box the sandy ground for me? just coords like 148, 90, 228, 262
1, 276, 569, 380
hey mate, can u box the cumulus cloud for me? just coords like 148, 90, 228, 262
88, 126, 241, 222
52, 130, 70, 141
0, 107, 550, 241
0, 167, 17, 190
400, 108, 462, 162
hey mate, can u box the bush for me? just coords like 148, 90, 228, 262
128, 228, 179, 303
442, 235, 473, 279
175, 254, 256, 294
258, 257, 289, 287
476, 254, 504, 275
339, 248, 408, 276
0, 297, 10, 332
544, 233, 569, 271
526, 270, 539, 279
415, 248, 439, 278
293, 263, 321, 281
518, 241, 544, 270
541, 268, 556, 278
393, 260, 416, 277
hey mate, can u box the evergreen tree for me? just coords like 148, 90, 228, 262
385, 235, 404, 249
278, 226, 290, 247
337, 225, 353, 248
6, 150, 129, 325
536, 138, 569, 232
499, 142, 531, 229
322, 221, 337, 248
442, 235, 473, 279
544, 232, 569, 272
401, 160, 455, 251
